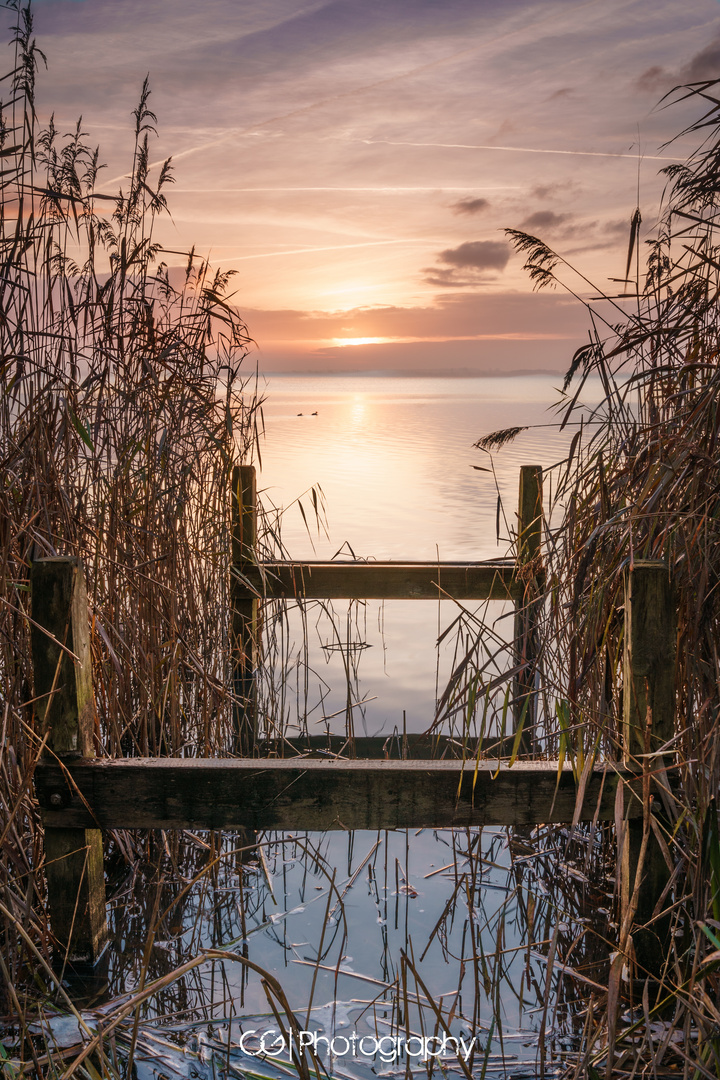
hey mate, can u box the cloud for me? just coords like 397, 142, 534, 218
547, 87, 573, 101
30, 0, 720, 326
423, 238, 511, 287
513, 211, 636, 254
530, 181, 579, 201
242, 290, 593, 372
681, 37, 720, 82
451, 196, 490, 215
241, 289, 588, 345
519, 210, 571, 232
437, 240, 510, 271
423, 268, 492, 288
605, 218, 629, 236
636, 38, 720, 96
635, 64, 669, 94
531, 185, 552, 200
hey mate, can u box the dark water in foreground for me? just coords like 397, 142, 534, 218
45, 822, 608, 1080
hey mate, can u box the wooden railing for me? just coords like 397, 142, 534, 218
31, 466, 675, 980
230, 463, 544, 753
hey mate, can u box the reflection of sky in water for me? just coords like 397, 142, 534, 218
257, 374, 602, 560
100, 827, 596, 1080
262, 597, 516, 736
256, 375, 602, 734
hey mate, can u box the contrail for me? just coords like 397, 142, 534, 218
360, 139, 683, 163
213, 238, 430, 261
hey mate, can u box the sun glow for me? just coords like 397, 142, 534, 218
332, 336, 392, 347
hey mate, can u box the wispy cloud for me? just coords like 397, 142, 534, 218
520, 211, 572, 231
32, 0, 720, 360
635, 35, 720, 94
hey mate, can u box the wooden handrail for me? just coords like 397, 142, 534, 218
231, 559, 541, 601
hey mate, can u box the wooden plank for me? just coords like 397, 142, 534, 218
31, 558, 107, 961
517, 464, 543, 567
622, 561, 675, 761
35, 758, 641, 832
231, 561, 530, 601
621, 560, 676, 978
231, 464, 260, 754
231, 463, 257, 565
31, 558, 95, 757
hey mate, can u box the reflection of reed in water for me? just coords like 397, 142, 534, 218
60, 822, 612, 1080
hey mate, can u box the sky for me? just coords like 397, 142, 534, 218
24, 0, 720, 374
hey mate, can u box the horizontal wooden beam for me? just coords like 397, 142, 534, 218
35, 758, 640, 832
232, 561, 539, 601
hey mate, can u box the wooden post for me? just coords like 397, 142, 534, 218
621, 560, 675, 977
231, 464, 260, 755
31, 558, 107, 961
513, 465, 543, 752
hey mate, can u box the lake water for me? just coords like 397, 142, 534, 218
257, 374, 579, 561
97, 820, 604, 1080
99, 822, 603, 1080
255, 374, 595, 738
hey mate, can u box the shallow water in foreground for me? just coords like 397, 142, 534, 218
64, 824, 610, 1080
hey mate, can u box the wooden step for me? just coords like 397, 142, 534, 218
35, 757, 639, 832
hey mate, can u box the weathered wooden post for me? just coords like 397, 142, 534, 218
31, 558, 107, 961
621, 560, 675, 977
231, 464, 260, 755
513, 465, 543, 752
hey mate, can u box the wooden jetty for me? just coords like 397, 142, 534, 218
31, 465, 676, 977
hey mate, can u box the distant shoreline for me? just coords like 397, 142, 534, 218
259, 367, 566, 378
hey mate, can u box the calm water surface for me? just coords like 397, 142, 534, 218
257, 374, 587, 560
256, 374, 598, 737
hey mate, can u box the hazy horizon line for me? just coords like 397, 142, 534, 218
259, 366, 566, 378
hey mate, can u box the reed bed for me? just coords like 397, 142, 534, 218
0, 0, 259, 1033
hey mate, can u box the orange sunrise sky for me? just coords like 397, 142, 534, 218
30, 0, 720, 374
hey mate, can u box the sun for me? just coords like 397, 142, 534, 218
331, 336, 390, 347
